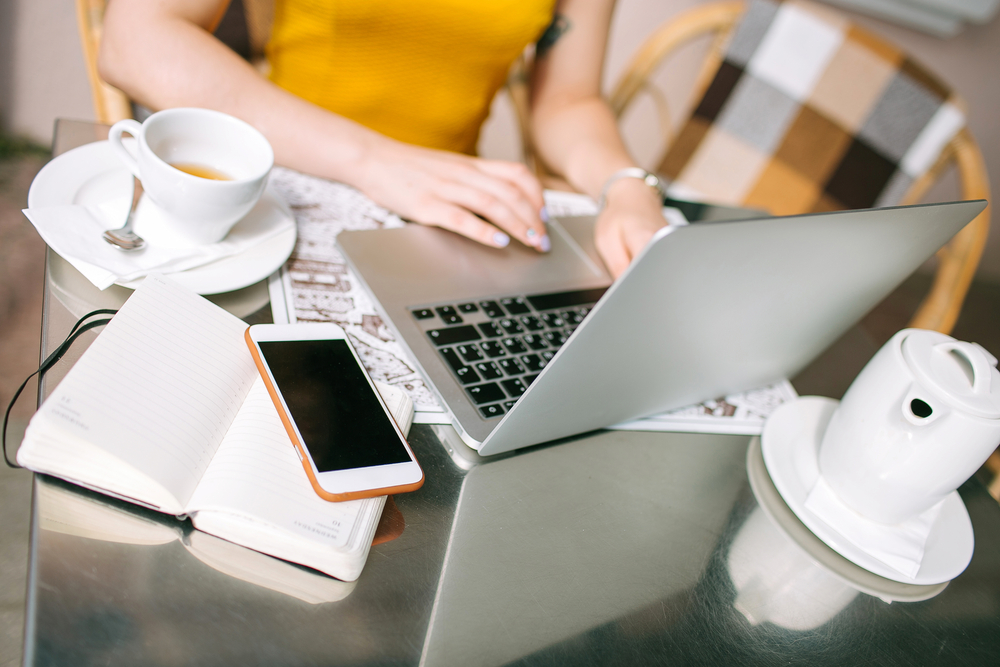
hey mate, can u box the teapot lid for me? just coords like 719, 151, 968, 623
902, 330, 1000, 420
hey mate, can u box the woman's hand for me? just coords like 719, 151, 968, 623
594, 178, 668, 278
356, 137, 550, 251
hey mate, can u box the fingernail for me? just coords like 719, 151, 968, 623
493, 231, 510, 248
539, 234, 551, 252
540, 206, 550, 223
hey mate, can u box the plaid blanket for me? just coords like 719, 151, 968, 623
659, 0, 965, 214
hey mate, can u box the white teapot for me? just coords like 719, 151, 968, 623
818, 329, 1000, 525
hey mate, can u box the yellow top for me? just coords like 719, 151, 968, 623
267, 0, 557, 155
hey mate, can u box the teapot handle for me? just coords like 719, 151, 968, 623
934, 342, 993, 395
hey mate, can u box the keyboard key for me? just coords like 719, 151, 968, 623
524, 373, 539, 386
467, 383, 505, 404
541, 350, 556, 362
479, 300, 504, 318
477, 321, 504, 338
498, 357, 526, 375
435, 305, 458, 318
458, 302, 479, 313
501, 337, 527, 355
500, 297, 530, 314
499, 318, 524, 334
503, 400, 519, 411
456, 344, 483, 362
454, 366, 480, 385
474, 361, 503, 380
527, 287, 607, 311
413, 308, 435, 320
520, 315, 545, 331
439, 347, 465, 372
541, 313, 565, 328
435, 305, 463, 325
543, 330, 566, 347
479, 340, 507, 357
427, 325, 481, 346
521, 334, 548, 350
501, 378, 527, 396
562, 309, 586, 325
521, 354, 547, 372
479, 403, 505, 419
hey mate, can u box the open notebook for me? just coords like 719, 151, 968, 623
17, 274, 413, 582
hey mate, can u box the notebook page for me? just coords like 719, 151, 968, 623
33, 275, 258, 511
187, 377, 373, 551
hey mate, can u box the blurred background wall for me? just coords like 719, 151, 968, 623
0, 0, 93, 143
1, 0, 997, 279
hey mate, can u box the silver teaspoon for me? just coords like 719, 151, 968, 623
103, 176, 147, 250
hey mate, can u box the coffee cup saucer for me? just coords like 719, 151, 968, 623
759, 396, 974, 585
27, 140, 296, 295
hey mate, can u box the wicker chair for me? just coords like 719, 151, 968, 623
75, 0, 132, 124
605, 0, 989, 337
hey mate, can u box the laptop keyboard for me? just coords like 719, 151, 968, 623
411, 288, 607, 419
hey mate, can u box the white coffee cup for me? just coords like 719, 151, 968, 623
107, 108, 274, 245
818, 328, 1000, 525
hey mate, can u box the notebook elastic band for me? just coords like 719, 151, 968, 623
2, 309, 117, 468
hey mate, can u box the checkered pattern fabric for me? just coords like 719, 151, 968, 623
659, 0, 966, 215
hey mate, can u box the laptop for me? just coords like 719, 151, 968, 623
337, 199, 986, 456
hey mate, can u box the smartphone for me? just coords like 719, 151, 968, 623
245, 323, 424, 502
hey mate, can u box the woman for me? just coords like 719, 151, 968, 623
99, 0, 667, 278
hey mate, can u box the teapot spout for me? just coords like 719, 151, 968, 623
902, 387, 946, 426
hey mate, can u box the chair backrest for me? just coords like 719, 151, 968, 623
75, 0, 132, 125
606, 0, 990, 335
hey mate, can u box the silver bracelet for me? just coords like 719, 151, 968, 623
597, 168, 667, 212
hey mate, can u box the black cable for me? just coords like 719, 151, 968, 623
3, 309, 118, 468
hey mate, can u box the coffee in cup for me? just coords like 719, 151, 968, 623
107, 107, 273, 245
169, 163, 233, 181
818, 329, 1000, 525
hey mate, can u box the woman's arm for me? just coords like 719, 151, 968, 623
529, 0, 667, 276
99, 0, 548, 251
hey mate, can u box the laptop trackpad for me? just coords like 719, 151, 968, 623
550, 215, 608, 278
337, 216, 610, 304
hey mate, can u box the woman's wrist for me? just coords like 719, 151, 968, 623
347, 128, 391, 193
598, 173, 665, 219
597, 168, 665, 212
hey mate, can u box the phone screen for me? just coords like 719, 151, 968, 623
257, 339, 411, 472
